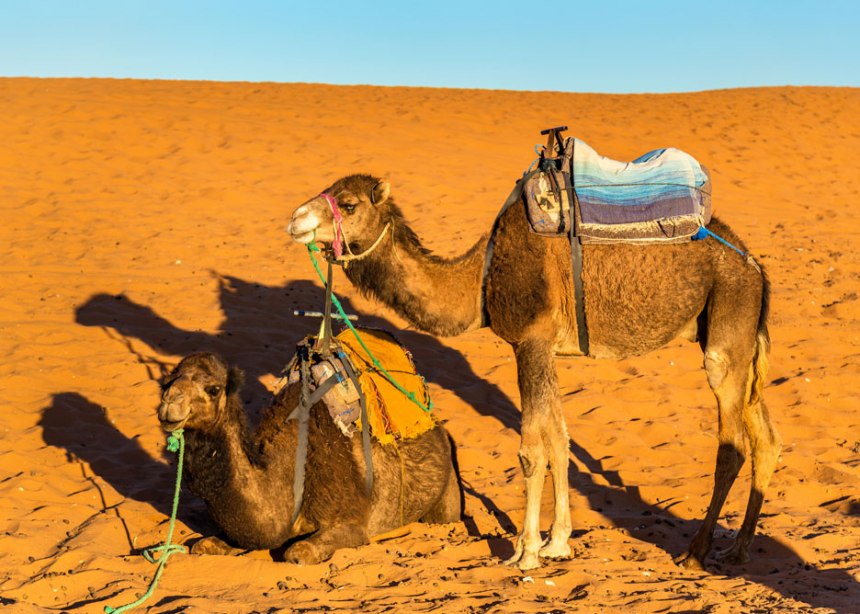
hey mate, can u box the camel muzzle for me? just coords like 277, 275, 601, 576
288, 199, 327, 244
158, 397, 190, 431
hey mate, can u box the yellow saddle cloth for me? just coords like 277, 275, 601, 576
335, 328, 436, 445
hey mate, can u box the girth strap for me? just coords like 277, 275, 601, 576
567, 148, 590, 355
290, 348, 314, 526
287, 348, 375, 526
337, 349, 374, 494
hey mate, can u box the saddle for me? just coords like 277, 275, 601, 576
284, 328, 436, 445
524, 132, 711, 243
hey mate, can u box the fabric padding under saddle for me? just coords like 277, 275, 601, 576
524, 137, 711, 244
335, 328, 436, 446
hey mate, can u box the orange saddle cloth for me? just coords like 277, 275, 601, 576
335, 328, 436, 445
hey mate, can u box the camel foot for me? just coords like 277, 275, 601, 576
504, 550, 541, 571
285, 540, 324, 565
539, 538, 571, 560
673, 550, 706, 571
190, 536, 243, 556
503, 540, 541, 571
716, 542, 750, 565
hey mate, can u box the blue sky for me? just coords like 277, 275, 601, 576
1, 1, 857, 93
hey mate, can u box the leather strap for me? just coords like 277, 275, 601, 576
338, 350, 374, 495
286, 348, 374, 503
290, 348, 313, 525
567, 143, 590, 356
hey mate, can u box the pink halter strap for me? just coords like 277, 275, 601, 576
320, 193, 344, 258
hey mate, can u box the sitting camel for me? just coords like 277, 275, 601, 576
157, 352, 462, 564
287, 173, 781, 571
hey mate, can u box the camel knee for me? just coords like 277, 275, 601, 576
518, 445, 546, 478
716, 442, 746, 477
704, 350, 730, 391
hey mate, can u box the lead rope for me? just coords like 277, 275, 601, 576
104, 430, 187, 614
306, 241, 433, 413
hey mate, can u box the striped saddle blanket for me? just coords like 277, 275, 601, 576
524, 137, 712, 243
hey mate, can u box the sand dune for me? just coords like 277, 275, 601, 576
0, 78, 858, 612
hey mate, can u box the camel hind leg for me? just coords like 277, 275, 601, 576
718, 329, 782, 563
675, 345, 748, 569
676, 268, 777, 569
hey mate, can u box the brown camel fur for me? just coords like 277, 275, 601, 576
157, 352, 462, 564
287, 173, 782, 571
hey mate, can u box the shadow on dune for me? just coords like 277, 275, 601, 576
565, 441, 859, 612
38, 391, 216, 540
70, 271, 856, 610
74, 272, 521, 428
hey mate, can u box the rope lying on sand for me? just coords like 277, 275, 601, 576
103, 430, 187, 614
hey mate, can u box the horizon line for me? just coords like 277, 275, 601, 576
1, 74, 856, 97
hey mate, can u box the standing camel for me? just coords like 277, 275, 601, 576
287, 173, 781, 571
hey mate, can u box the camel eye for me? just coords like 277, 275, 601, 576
340, 203, 357, 214
204, 385, 222, 398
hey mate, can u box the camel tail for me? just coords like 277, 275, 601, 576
748, 260, 771, 408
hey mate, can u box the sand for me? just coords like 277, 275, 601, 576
0, 77, 858, 612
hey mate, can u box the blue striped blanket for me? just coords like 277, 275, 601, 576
573, 138, 711, 243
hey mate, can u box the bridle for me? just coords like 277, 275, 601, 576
320, 193, 391, 265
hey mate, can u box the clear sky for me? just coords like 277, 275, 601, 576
1, 0, 857, 93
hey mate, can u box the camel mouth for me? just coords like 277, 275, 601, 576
159, 417, 189, 432
288, 206, 324, 243
291, 229, 318, 245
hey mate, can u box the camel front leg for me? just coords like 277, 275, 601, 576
284, 523, 370, 565
505, 338, 570, 570
541, 403, 573, 560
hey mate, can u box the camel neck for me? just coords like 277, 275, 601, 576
181, 400, 300, 546
344, 224, 488, 337
182, 399, 296, 501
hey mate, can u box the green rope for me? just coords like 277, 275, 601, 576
104, 429, 188, 614
307, 244, 433, 413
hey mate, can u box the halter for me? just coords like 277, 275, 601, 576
320, 193, 391, 265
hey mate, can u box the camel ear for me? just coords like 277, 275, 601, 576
226, 367, 245, 396
371, 180, 390, 206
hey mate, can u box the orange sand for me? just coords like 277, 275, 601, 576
0, 78, 858, 612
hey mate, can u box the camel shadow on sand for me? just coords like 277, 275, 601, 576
39, 391, 217, 541
74, 272, 522, 426
562, 441, 858, 612
60, 272, 857, 611
65, 271, 520, 539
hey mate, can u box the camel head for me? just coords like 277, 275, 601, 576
288, 174, 392, 260
157, 353, 244, 432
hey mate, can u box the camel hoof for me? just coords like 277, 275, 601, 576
504, 550, 542, 571
673, 551, 705, 571
190, 536, 240, 556
285, 540, 322, 565
716, 544, 750, 565
539, 540, 571, 560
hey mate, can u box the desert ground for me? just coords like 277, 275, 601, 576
0, 78, 858, 612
